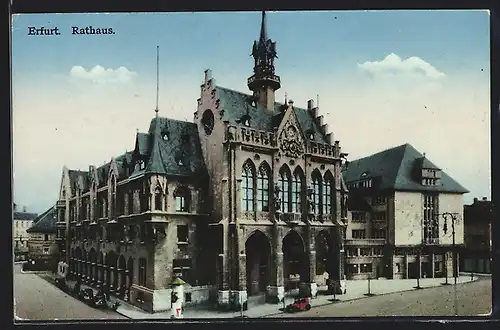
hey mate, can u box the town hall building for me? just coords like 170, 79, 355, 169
56, 11, 350, 313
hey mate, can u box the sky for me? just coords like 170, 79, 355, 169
12, 10, 490, 213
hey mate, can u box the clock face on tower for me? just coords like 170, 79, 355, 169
201, 110, 215, 135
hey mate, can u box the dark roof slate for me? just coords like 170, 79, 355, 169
216, 86, 328, 143
142, 117, 207, 178
342, 143, 468, 194
13, 212, 38, 221
26, 206, 57, 233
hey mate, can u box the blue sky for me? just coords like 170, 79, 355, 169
12, 11, 490, 213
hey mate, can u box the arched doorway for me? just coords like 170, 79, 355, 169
283, 231, 308, 290
315, 231, 335, 286
245, 230, 271, 296
118, 255, 127, 298
107, 251, 118, 293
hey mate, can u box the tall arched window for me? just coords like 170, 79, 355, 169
154, 186, 163, 211
279, 167, 291, 212
256, 164, 270, 212
322, 172, 334, 215
291, 169, 303, 213
241, 161, 255, 212
110, 174, 116, 219
312, 171, 322, 214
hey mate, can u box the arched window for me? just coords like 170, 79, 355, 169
312, 171, 322, 214
154, 186, 163, 211
322, 173, 334, 215
128, 190, 134, 215
279, 167, 291, 213
256, 164, 270, 212
241, 161, 255, 212
174, 186, 190, 212
291, 169, 303, 213
110, 174, 116, 218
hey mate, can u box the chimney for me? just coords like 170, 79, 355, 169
473, 197, 478, 203
23, 206, 27, 212
482, 197, 488, 201
307, 99, 315, 111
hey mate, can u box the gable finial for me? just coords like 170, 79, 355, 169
317, 94, 320, 108
155, 45, 160, 118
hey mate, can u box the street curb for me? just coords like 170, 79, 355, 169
21, 270, 50, 274
263, 277, 480, 318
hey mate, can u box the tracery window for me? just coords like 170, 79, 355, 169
322, 173, 333, 215
312, 171, 322, 214
256, 164, 270, 212
279, 167, 291, 212
241, 161, 255, 212
291, 170, 303, 213
155, 186, 163, 211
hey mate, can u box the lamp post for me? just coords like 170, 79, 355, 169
440, 212, 459, 316
414, 244, 423, 289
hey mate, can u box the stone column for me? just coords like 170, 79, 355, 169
217, 223, 230, 310
234, 225, 248, 310
267, 225, 284, 303
306, 225, 317, 298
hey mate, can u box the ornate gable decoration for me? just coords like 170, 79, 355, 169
278, 108, 305, 158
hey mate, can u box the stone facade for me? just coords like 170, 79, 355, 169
13, 204, 38, 261
56, 11, 349, 313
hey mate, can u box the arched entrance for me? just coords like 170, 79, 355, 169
118, 255, 127, 298
283, 230, 308, 290
245, 230, 271, 296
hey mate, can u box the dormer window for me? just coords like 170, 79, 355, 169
138, 160, 145, 170
250, 100, 257, 107
241, 114, 251, 127
178, 159, 184, 166
361, 172, 368, 178
162, 131, 170, 141
244, 119, 250, 127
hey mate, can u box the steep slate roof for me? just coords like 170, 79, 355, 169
26, 206, 57, 234
13, 211, 38, 221
139, 117, 207, 177
342, 143, 469, 194
216, 86, 328, 143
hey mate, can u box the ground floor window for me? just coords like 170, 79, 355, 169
346, 264, 358, 274
359, 263, 372, 273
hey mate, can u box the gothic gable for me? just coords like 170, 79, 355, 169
276, 104, 306, 158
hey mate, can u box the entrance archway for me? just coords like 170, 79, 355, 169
282, 230, 308, 290
245, 230, 271, 296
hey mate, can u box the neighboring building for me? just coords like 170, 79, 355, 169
342, 143, 469, 280
461, 197, 492, 273
26, 206, 59, 270
13, 203, 38, 261
56, 11, 349, 313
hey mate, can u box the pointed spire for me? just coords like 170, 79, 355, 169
155, 46, 160, 118
259, 11, 268, 43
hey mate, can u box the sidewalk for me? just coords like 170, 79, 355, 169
114, 275, 478, 319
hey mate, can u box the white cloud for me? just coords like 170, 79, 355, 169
69, 65, 137, 84
358, 53, 446, 80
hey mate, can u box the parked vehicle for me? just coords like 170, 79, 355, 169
55, 277, 68, 292
78, 288, 95, 305
285, 297, 311, 313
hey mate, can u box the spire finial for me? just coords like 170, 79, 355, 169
155, 45, 160, 117
284, 92, 287, 104
260, 11, 267, 42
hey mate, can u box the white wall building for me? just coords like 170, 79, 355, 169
342, 143, 468, 280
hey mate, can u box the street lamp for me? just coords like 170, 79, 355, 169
440, 212, 459, 316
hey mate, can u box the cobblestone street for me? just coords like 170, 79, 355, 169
13, 264, 126, 320
272, 276, 491, 317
